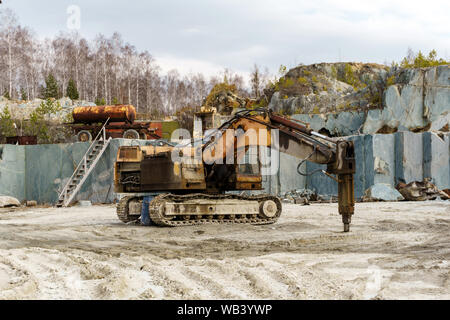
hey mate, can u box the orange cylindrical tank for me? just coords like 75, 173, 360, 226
72, 105, 136, 124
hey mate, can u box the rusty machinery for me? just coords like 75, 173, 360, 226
114, 109, 355, 232
70, 105, 161, 142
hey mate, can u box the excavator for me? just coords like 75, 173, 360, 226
114, 108, 355, 232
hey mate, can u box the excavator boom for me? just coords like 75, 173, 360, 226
200, 109, 355, 231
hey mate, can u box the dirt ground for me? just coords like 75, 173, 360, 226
0, 201, 449, 300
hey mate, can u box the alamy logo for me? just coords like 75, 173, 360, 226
170, 126, 280, 176
67, 5, 81, 30
364, 265, 382, 299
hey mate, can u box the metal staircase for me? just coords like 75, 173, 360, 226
57, 119, 112, 207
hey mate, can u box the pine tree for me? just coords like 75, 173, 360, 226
0, 106, 16, 138
44, 73, 59, 99
21, 88, 27, 101
66, 79, 79, 100
3, 91, 10, 100
95, 97, 106, 106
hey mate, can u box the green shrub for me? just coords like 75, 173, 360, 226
21, 88, 27, 101
400, 49, 449, 69
281, 78, 294, 88
95, 97, 106, 106
370, 92, 381, 105
0, 106, 16, 138
24, 99, 62, 143
66, 79, 79, 100
295, 106, 303, 114
343, 64, 356, 86
331, 66, 337, 79
297, 77, 308, 85
386, 75, 396, 86
278, 65, 288, 77
44, 74, 59, 99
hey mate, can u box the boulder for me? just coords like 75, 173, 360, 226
0, 195, 21, 208
284, 188, 322, 202
77, 200, 92, 207
26, 200, 38, 207
363, 183, 405, 202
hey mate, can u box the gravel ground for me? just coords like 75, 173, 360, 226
0, 201, 449, 300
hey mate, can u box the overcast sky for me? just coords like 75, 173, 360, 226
3, 0, 450, 79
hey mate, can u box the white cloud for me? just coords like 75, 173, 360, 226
5, 0, 450, 76
180, 27, 205, 35
155, 54, 252, 87
155, 54, 225, 78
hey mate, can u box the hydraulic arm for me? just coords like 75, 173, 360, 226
201, 109, 356, 231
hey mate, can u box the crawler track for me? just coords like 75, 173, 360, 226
116, 195, 140, 223
148, 193, 282, 227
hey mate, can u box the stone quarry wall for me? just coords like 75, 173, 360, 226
363, 65, 450, 133
0, 139, 157, 204
1, 132, 448, 205
268, 65, 449, 136
261, 131, 449, 200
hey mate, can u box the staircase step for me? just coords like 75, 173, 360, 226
57, 129, 111, 207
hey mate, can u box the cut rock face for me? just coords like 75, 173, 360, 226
363, 65, 450, 134
0, 196, 21, 208
363, 183, 405, 202
266, 63, 449, 137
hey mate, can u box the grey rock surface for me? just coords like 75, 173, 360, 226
363, 183, 405, 202
0, 97, 96, 122
268, 64, 449, 137
362, 65, 450, 134
268, 62, 388, 116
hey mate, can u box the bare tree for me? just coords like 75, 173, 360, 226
0, 7, 258, 119
250, 64, 261, 98
0, 9, 21, 98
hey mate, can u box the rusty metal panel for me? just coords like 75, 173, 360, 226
236, 174, 262, 183
6, 136, 37, 145
149, 122, 163, 140
182, 163, 205, 184
235, 182, 263, 190
117, 146, 142, 162
235, 173, 263, 190
140, 153, 183, 189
